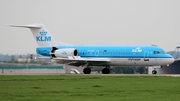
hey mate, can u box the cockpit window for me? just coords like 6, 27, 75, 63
161, 51, 166, 54
154, 51, 160, 54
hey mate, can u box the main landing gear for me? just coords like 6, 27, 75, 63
102, 67, 110, 74
83, 68, 91, 74
83, 66, 110, 74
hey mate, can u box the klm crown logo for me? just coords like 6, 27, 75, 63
36, 30, 51, 41
40, 30, 47, 36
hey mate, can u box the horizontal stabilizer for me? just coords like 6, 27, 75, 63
8, 24, 42, 29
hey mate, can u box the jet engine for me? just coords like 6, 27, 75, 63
50, 47, 78, 58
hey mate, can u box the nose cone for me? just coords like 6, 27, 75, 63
169, 57, 175, 64
167, 54, 175, 64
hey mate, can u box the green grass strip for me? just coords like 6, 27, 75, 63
0, 75, 180, 101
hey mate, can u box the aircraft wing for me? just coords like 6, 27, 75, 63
52, 56, 111, 66
53, 56, 110, 61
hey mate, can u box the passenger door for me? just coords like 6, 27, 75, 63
95, 50, 99, 56
144, 51, 149, 61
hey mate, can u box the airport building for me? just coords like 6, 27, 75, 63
0, 63, 83, 74
0, 54, 82, 74
0, 64, 65, 74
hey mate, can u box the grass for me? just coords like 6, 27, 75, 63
0, 75, 180, 101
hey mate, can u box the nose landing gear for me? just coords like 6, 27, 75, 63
152, 70, 157, 74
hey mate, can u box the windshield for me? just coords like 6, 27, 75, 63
153, 51, 166, 54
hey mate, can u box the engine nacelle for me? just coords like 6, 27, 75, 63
51, 48, 78, 58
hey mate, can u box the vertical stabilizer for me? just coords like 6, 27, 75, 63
9, 23, 70, 47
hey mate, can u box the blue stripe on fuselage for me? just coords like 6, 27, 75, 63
36, 46, 173, 58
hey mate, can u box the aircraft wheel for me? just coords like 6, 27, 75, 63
152, 70, 157, 74
83, 68, 91, 74
102, 68, 110, 74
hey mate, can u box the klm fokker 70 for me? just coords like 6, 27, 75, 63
9, 23, 174, 74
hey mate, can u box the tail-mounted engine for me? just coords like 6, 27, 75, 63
50, 47, 78, 58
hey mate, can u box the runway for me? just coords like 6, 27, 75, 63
81, 74, 180, 77
1, 73, 180, 77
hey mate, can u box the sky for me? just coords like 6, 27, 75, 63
0, 0, 180, 54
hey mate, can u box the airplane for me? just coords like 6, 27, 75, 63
9, 23, 174, 74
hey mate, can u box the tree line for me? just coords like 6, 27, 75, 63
91, 66, 148, 74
